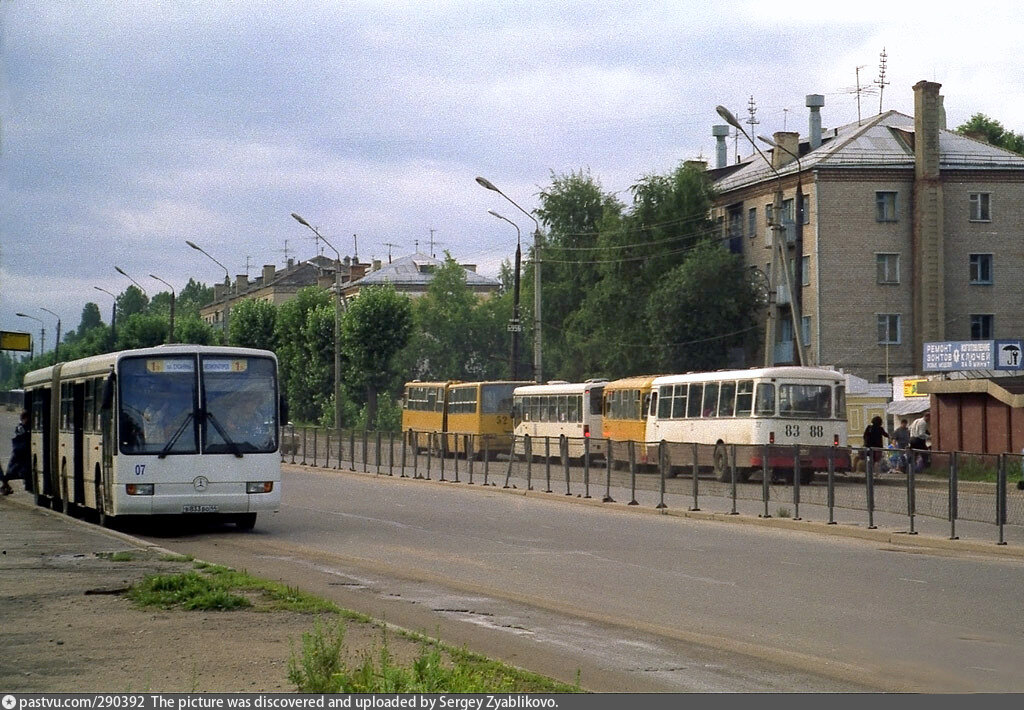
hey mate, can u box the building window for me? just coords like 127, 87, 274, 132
969, 193, 991, 221
877, 314, 901, 345
969, 253, 993, 285
800, 256, 810, 286
801, 315, 812, 346
748, 207, 757, 238
970, 314, 993, 340
876, 253, 900, 284
875, 191, 897, 222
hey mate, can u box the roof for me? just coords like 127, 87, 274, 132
346, 252, 500, 290
886, 399, 930, 416
714, 110, 1024, 193
918, 375, 1024, 408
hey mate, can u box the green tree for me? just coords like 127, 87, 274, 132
956, 113, 1024, 155
228, 298, 277, 350
275, 286, 334, 422
177, 278, 214, 319
341, 284, 413, 427
174, 315, 216, 345
644, 241, 764, 372
115, 313, 168, 350
116, 286, 149, 320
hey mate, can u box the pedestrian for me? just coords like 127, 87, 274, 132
890, 418, 912, 473
910, 411, 931, 469
1, 410, 30, 495
862, 415, 890, 467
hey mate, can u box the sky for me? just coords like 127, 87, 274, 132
3, 0, 1024, 349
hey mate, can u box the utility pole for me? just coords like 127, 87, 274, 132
875, 48, 889, 114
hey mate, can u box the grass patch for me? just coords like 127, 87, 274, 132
160, 553, 194, 563
776, 506, 791, 519
288, 618, 580, 694
98, 551, 137, 562
129, 565, 341, 614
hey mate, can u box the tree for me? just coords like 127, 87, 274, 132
116, 286, 149, 320
274, 286, 333, 423
341, 285, 412, 427
177, 278, 214, 319
115, 313, 168, 350
956, 114, 1024, 155
175, 315, 216, 345
228, 298, 277, 350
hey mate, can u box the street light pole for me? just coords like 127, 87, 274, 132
291, 213, 344, 431
40, 308, 61, 363
758, 134, 809, 367
93, 286, 117, 347
114, 266, 148, 296
150, 274, 176, 343
16, 313, 43, 359
716, 105, 804, 367
476, 176, 543, 383
487, 209, 522, 380
185, 240, 231, 339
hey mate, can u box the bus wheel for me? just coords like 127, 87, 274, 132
235, 513, 257, 530
713, 444, 730, 482
95, 475, 112, 528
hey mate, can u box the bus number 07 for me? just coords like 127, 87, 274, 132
135, 464, 146, 476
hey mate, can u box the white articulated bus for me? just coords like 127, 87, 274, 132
512, 380, 607, 460
646, 366, 850, 483
23, 345, 282, 529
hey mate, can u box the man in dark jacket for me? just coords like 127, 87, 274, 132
2, 410, 30, 495
862, 415, 889, 467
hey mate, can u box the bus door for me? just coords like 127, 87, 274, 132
100, 375, 115, 499
72, 382, 86, 504
34, 388, 53, 496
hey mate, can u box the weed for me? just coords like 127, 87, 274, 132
776, 506, 791, 519
160, 553, 194, 563
128, 571, 251, 611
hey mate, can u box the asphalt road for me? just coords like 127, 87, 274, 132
121, 463, 1024, 693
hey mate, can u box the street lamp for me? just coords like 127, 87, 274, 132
40, 307, 61, 363
16, 313, 43, 359
291, 212, 344, 431
758, 134, 810, 366
93, 286, 117, 346
150, 274, 176, 343
185, 240, 231, 338
715, 105, 804, 367
476, 176, 543, 383
114, 266, 148, 296
487, 210, 523, 380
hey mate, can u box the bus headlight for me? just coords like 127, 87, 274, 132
246, 481, 274, 494
126, 483, 154, 496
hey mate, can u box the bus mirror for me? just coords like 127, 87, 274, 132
100, 374, 116, 411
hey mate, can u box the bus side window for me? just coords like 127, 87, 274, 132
755, 383, 776, 416
657, 386, 672, 419
647, 391, 656, 418
686, 384, 703, 418
719, 382, 736, 417
735, 380, 754, 416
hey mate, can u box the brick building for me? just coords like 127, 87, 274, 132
709, 81, 1024, 382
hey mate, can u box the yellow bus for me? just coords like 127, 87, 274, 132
402, 381, 452, 452
444, 380, 531, 458
602, 375, 661, 467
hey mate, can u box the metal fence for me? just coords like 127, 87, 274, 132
280, 426, 1024, 546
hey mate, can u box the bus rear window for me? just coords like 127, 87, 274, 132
481, 384, 516, 414
779, 384, 832, 418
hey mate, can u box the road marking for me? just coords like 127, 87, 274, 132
897, 577, 927, 584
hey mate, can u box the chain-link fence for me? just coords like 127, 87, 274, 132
280, 426, 1024, 545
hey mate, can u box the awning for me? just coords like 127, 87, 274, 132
886, 398, 930, 416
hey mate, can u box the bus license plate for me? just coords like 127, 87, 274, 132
182, 505, 218, 513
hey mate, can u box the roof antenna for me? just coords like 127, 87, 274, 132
352, 234, 358, 262
874, 48, 889, 115
745, 96, 759, 151
382, 242, 401, 263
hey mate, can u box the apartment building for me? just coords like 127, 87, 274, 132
709, 81, 1024, 382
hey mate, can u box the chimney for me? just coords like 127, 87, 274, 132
684, 159, 707, 172
214, 283, 224, 301
806, 94, 824, 149
938, 94, 947, 130
317, 274, 333, 290
349, 263, 367, 281
372, 259, 382, 271
712, 125, 730, 168
912, 80, 946, 372
234, 274, 247, 294
771, 131, 799, 170
287, 257, 294, 269
262, 264, 275, 284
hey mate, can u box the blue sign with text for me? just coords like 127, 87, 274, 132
923, 341, 995, 371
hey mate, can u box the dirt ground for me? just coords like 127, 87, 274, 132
0, 496, 431, 693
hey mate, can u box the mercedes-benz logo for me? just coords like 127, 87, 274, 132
193, 476, 209, 492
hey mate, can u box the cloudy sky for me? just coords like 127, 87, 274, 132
3, 0, 1023, 348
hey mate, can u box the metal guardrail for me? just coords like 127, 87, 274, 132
281, 426, 1023, 546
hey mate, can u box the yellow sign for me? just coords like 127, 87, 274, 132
903, 378, 927, 397
0, 331, 31, 352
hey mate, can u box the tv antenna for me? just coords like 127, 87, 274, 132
382, 242, 401, 263
744, 96, 759, 150
277, 239, 294, 266
352, 234, 359, 262
874, 48, 889, 114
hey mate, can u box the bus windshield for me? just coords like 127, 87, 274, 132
779, 384, 832, 419
202, 356, 279, 454
119, 356, 198, 455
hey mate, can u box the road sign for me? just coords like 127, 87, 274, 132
995, 340, 1024, 370
922, 341, 995, 371
0, 331, 31, 352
